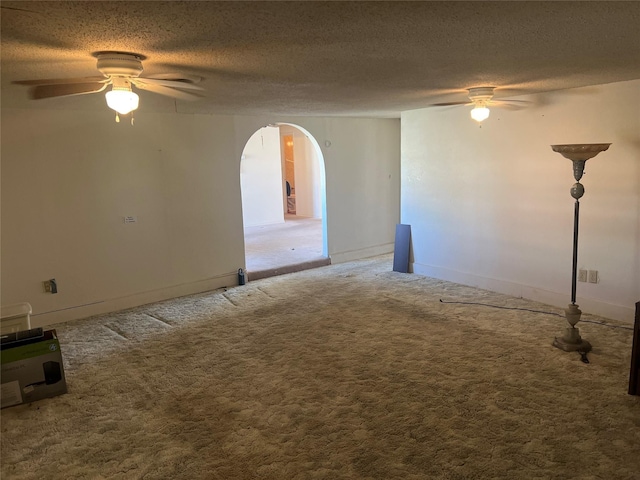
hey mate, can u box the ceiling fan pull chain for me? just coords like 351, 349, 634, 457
115, 112, 120, 123
131, 113, 135, 126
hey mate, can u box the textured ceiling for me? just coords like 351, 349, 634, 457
1, 1, 639, 118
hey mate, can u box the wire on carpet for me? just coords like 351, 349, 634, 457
438, 299, 633, 331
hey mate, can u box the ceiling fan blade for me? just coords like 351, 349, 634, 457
133, 82, 203, 101
14, 76, 108, 86
133, 77, 204, 91
29, 82, 108, 100
429, 101, 471, 107
491, 99, 531, 110
494, 99, 531, 105
144, 73, 203, 84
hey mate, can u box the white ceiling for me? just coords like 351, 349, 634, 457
2, 1, 639, 118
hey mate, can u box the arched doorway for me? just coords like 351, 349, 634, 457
240, 123, 329, 280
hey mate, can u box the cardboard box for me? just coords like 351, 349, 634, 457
1, 329, 67, 408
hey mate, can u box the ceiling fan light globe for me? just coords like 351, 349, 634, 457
105, 89, 139, 115
470, 106, 490, 122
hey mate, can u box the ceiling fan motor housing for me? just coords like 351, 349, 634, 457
95, 52, 144, 78
468, 86, 495, 106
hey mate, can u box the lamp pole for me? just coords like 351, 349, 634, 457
550, 143, 611, 353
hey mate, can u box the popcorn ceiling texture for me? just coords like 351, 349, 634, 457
2, 256, 638, 479
1, 1, 639, 117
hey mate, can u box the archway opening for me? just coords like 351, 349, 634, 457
240, 123, 329, 280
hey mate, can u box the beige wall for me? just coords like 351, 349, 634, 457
241, 126, 285, 227
1, 110, 401, 326
401, 80, 640, 322
235, 117, 401, 263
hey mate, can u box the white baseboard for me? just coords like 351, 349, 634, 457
30, 272, 239, 328
330, 243, 394, 264
412, 262, 634, 324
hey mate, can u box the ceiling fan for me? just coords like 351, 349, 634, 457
13, 51, 204, 123
431, 87, 530, 123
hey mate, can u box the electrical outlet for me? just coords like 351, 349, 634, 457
588, 270, 598, 284
43, 279, 58, 294
578, 269, 587, 282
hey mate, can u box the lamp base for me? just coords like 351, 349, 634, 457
553, 327, 592, 353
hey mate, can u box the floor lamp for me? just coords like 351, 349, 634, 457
551, 143, 611, 353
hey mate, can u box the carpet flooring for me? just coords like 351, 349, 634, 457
1, 256, 638, 479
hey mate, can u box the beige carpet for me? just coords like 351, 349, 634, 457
2, 256, 638, 479
244, 215, 325, 274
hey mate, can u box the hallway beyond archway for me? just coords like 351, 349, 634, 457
241, 123, 329, 281
244, 214, 330, 281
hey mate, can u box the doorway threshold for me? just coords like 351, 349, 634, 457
247, 257, 331, 282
